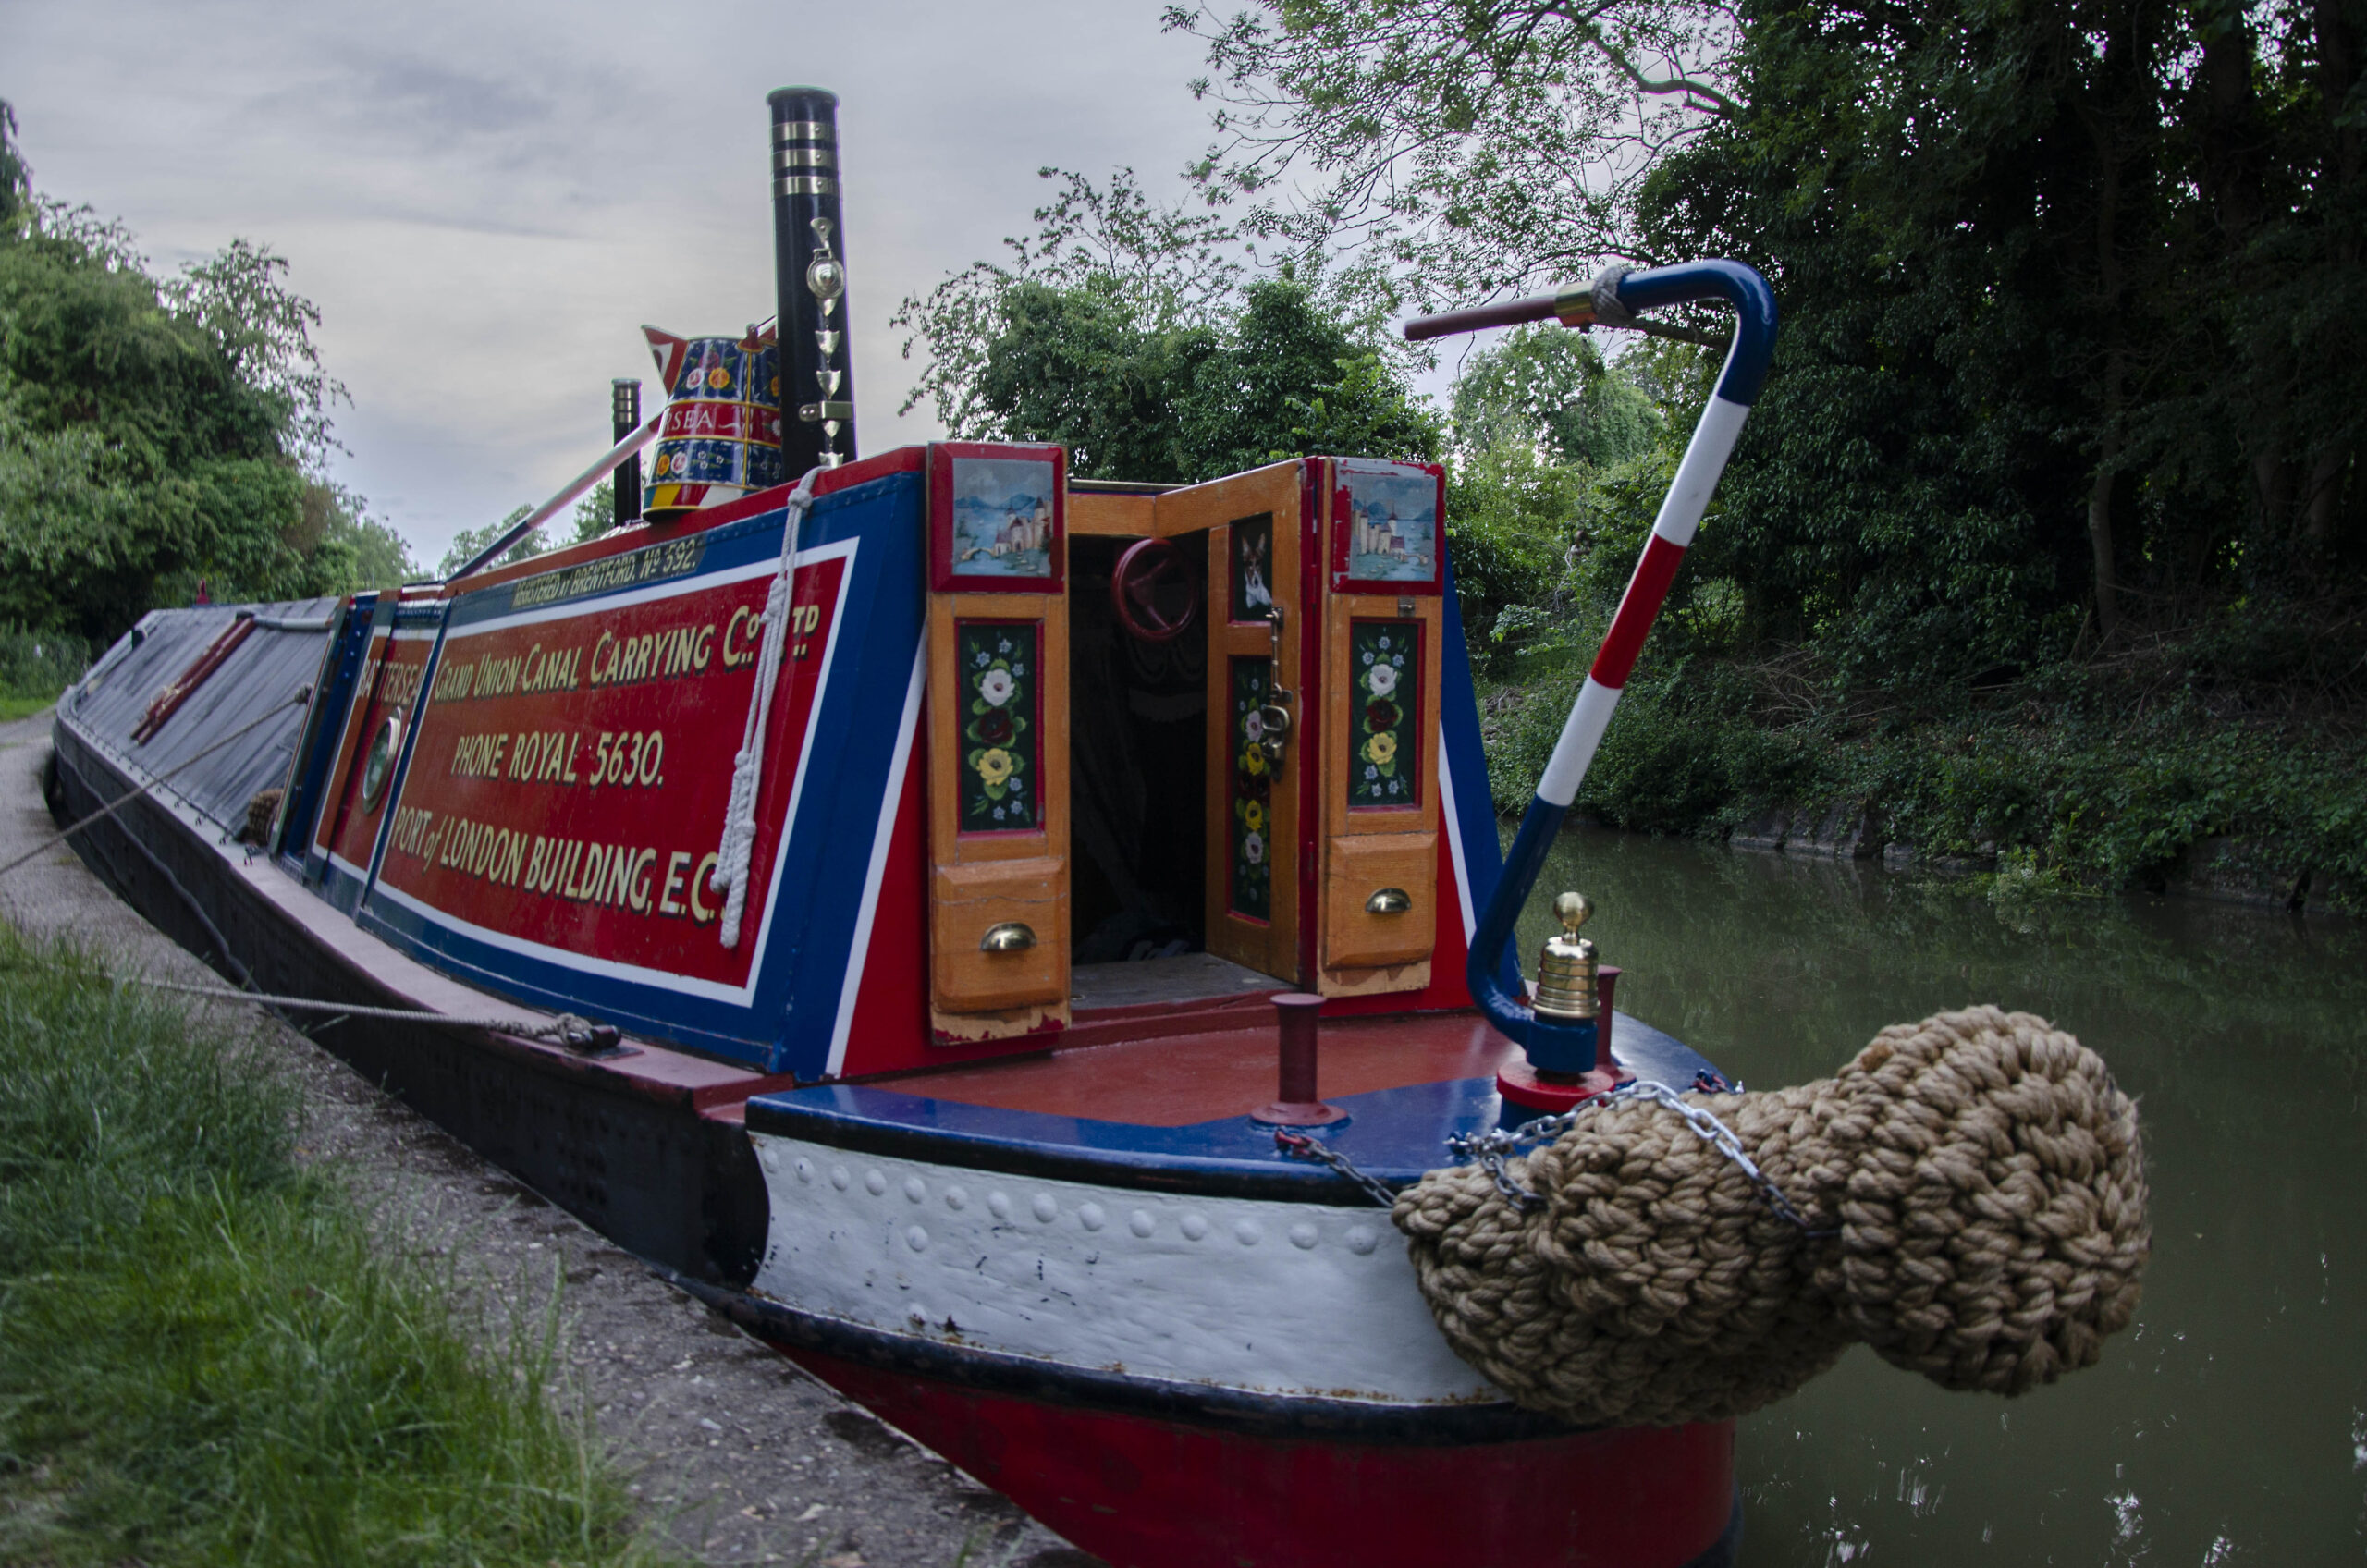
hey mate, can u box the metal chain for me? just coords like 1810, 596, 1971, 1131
1272, 1129, 1400, 1208
1445, 1080, 1832, 1234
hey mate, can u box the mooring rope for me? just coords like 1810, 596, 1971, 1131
0, 690, 307, 884
14, 692, 615, 1052
1392, 1007, 2150, 1427
61, 969, 619, 1051
710, 466, 822, 949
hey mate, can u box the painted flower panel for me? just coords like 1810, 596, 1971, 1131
958, 620, 1040, 830
1228, 656, 1273, 919
1348, 619, 1419, 809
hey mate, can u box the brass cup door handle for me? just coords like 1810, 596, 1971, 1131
979, 922, 1037, 952
1365, 888, 1413, 915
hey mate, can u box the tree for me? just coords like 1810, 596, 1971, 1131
960, 272, 1441, 482
898, 169, 1440, 483
0, 104, 407, 636
1165, 0, 1739, 303
434, 482, 624, 581
570, 479, 619, 545
437, 506, 542, 579
0, 102, 25, 230
1448, 322, 1662, 468
1641, 0, 2361, 679
1441, 323, 1675, 666
299, 482, 416, 591
897, 168, 1250, 437
1177, 1, 2365, 678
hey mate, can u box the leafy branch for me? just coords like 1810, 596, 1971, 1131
1161, 0, 1742, 305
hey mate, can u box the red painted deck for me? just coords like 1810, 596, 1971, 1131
867, 1006, 1517, 1127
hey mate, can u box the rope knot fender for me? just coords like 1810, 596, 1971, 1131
1392, 1007, 2151, 1427
710, 466, 824, 949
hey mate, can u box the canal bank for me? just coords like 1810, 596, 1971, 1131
1474, 651, 2367, 923
0, 708, 1092, 1568
1512, 822, 2367, 1563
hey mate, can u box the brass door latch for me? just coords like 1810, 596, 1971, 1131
1262, 606, 1294, 764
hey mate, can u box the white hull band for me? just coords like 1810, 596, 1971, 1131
747, 1132, 1499, 1406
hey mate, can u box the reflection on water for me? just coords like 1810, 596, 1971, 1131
1509, 826, 2367, 1565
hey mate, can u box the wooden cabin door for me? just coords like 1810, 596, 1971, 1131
1159, 461, 1311, 986
1311, 459, 1447, 998
923, 444, 1073, 1043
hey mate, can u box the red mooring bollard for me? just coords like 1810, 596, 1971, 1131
1251, 993, 1346, 1126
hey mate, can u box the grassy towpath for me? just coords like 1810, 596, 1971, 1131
0, 925, 660, 1565
0, 709, 1096, 1568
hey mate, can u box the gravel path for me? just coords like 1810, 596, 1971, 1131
0, 710, 1098, 1568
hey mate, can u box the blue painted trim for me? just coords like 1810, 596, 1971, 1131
1613, 261, 1780, 406
300, 593, 399, 895
278, 596, 375, 875
1524, 1011, 1600, 1077
359, 601, 450, 892
745, 1012, 1718, 1200
1465, 796, 1564, 1045
1437, 554, 1522, 1001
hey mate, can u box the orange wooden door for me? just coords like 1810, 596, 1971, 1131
1312, 458, 1446, 998
1160, 461, 1309, 986
923, 445, 1073, 1043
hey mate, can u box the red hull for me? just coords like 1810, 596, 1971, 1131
790, 1348, 1735, 1568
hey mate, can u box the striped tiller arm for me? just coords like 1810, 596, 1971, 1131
1409, 260, 1780, 1047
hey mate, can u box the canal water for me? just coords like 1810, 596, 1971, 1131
1508, 827, 2367, 1565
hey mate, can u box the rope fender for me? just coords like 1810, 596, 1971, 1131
1392, 1006, 2150, 1427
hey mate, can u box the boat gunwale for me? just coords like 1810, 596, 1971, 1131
746, 1090, 1418, 1203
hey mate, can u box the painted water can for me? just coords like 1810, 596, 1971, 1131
641, 325, 785, 519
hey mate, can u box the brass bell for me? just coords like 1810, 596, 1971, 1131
1531, 891, 1600, 1022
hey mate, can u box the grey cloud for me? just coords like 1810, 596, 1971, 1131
8, 0, 1216, 563
334, 54, 558, 140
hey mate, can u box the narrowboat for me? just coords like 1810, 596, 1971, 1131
43, 85, 1788, 1568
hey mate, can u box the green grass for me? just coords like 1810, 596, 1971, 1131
0, 629, 89, 723
0, 929, 675, 1566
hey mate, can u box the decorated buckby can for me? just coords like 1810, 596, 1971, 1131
640, 325, 785, 519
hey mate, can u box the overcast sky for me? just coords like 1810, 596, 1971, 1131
4, 0, 1233, 565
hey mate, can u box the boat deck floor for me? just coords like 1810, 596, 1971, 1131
747, 1010, 1711, 1185
1068, 951, 1279, 1011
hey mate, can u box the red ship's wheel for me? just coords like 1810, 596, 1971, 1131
1110, 538, 1200, 643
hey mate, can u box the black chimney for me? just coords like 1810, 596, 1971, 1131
610, 378, 642, 528
767, 87, 854, 473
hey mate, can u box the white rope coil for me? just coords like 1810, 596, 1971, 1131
710, 467, 822, 949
